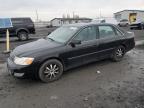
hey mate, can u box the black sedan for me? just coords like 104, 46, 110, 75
7, 23, 135, 83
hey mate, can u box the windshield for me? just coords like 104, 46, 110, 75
47, 26, 79, 43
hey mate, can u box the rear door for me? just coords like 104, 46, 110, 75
97, 25, 124, 58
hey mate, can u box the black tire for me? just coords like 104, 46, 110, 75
38, 59, 63, 83
17, 31, 29, 41
112, 46, 126, 62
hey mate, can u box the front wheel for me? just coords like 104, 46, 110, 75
38, 59, 63, 83
112, 46, 126, 62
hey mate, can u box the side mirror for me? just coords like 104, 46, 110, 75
70, 40, 81, 47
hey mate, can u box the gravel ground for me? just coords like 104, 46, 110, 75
0, 46, 144, 108
0, 26, 144, 108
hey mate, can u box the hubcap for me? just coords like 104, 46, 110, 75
20, 34, 27, 40
116, 48, 123, 57
43, 64, 59, 79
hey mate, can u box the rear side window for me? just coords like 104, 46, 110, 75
74, 26, 97, 42
11, 18, 33, 24
11, 19, 23, 24
98, 25, 116, 39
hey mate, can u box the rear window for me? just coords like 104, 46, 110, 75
98, 25, 116, 38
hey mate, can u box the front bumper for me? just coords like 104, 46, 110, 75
7, 58, 38, 78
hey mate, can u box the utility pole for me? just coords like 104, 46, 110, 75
99, 9, 102, 19
73, 11, 75, 18
36, 10, 39, 22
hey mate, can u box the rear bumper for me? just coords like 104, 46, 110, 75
29, 28, 36, 34
30, 30, 36, 34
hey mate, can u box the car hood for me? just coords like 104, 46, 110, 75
12, 38, 63, 57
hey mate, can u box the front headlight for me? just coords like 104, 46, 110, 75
14, 57, 34, 66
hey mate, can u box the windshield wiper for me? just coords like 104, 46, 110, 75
48, 37, 55, 42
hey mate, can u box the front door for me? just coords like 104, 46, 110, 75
62, 26, 99, 69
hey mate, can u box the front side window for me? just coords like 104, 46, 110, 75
98, 26, 116, 38
74, 26, 96, 42
11, 19, 23, 24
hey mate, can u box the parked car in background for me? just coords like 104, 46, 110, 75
7, 23, 135, 83
118, 19, 129, 27
0, 18, 35, 41
92, 18, 118, 25
130, 20, 144, 30
92, 18, 106, 23
104, 17, 118, 25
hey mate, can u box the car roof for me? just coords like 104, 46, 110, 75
63, 23, 115, 28
11, 17, 31, 19
63, 22, 125, 34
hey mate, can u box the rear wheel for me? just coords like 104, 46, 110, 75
17, 31, 29, 41
38, 59, 63, 83
112, 46, 125, 62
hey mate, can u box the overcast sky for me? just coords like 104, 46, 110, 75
0, 0, 144, 21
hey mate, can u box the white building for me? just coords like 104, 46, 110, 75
50, 18, 92, 27
114, 10, 144, 23
34, 21, 50, 27
92, 17, 118, 24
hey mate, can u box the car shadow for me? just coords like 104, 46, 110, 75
63, 59, 113, 76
